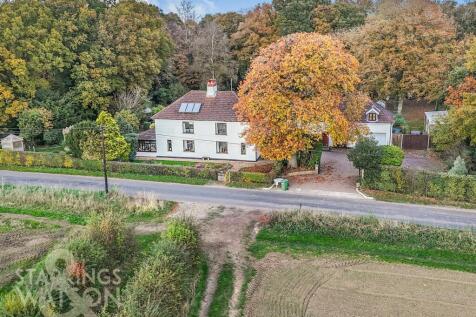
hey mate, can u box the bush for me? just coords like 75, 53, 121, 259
0, 149, 222, 180
348, 137, 382, 175
124, 133, 138, 161
64, 121, 98, 158
119, 219, 201, 317
1, 292, 42, 317
448, 156, 468, 175
364, 166, 476, 203
67, 237, 108, 273
43, 129, 64, 145
225, 171, 272, 185
380, 145, 404, 166
297, 142, 323, 169
164, 218, 200, 260
87, 211, 136, 267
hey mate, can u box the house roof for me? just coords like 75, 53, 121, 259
425, 111, 448, 124
138, 129, 156, 141
152, 91, 239, 122
1, 134, 23, 142
361, 102, 394, 124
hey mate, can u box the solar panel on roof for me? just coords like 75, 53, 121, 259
178, 103, 202, 113
179, 103, 188, 113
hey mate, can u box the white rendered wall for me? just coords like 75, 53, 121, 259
154, 119, 258, 161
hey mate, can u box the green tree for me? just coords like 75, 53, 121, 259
347, 137, 382, 177
448, 155, 468, 175
115, 110, 140, 133
273, 0, 329, 35
18, 108, 53, 146
64, 120, 98, 158
81, 111, 130, 161
98, 0, 173, 91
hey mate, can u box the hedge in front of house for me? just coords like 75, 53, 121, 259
379, 145, 404, 166
225, 170, 274, 185
0, 150, 220, 180
363, 166, 476, 203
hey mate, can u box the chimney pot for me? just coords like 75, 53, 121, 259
207, 79, 218, 98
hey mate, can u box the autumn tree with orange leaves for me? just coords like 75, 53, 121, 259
344, 0, 456, 113
235, 33, 368, 162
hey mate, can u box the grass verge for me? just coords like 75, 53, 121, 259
189, 257, 209, 317
365, 189, 476, 210
237, 266, 256, 317
208, 260, 235, 317
0, 207, 87, 225
0, 165, 209, 185
250, 212, 476, 273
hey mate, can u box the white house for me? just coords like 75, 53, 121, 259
326, 102, 395, 147
138, 80, 259, 161
424, 111, 448, 134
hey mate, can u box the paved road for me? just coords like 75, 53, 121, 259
1, 170, 475, 229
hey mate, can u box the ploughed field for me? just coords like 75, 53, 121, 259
246, 254, 476, 317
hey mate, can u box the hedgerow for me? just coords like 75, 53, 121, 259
363, 166, 476, 203
0, 149, 222, 180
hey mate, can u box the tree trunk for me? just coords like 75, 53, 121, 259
397, 95, 404, 114
289, 154, 298, 169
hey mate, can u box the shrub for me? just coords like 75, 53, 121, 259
64, 121, 98, 158
43, 129, 64, 145
225, 171, 272, 185
124, 133, 138, 161
164, 218, 200, 260
448, 156, 468, 175
1, 292, 41, 317
0, 149, 222, 180
87, 211, 136, 267
67, 236, 108, 272
380, 145, 404, 166
297, 142, 323, 169
119, 241, 191, 317
348, 137, 382, 176
364, 166, 476, 203
120, 221, 201, 317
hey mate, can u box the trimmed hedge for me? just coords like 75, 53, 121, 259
0, 150, 221, 180
225, 170, 274, 185
380, 145, 404, 166
363, 166, 476, 203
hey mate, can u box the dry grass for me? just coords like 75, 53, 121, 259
0, 184, 171, 220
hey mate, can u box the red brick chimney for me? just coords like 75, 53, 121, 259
206, 79, 218, 98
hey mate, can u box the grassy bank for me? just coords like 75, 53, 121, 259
365, 189, 476, 210
251, 212, 476, 272
0, 185, 174, 224
209, 261, 235, 317
0, 165, 209, 185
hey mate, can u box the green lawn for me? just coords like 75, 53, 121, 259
251, 228, 476, 273
208, 261, 235, 317
0, 165, 209, 185
134, 159, 197, 167
0, 206, 87, 225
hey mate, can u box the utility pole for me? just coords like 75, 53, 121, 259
100, 126, 109, 194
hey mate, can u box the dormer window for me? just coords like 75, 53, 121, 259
368, 113, 378, 122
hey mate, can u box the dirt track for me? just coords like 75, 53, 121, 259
247, 254, 476, 317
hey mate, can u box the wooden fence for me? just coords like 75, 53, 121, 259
392, 134, 429, 150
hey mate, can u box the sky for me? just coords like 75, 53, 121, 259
151, 0, 270, 16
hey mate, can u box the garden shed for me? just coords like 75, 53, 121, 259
1, 134, 25, 152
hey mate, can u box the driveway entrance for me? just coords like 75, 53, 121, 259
287, 149, 359, 196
